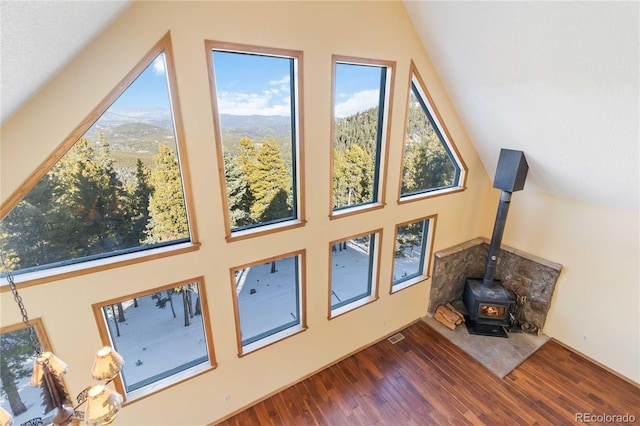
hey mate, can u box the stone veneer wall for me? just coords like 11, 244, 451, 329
429, 238, 562, 333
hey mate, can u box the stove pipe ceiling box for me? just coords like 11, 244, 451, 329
493, 149, 529, 193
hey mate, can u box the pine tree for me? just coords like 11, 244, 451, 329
396, 222, 424, 258
223, 149, 251, 228
0, 161, 61, 270
402, 94, 455, 193
333, 144, 373, 207
0, 329, 34, 415
152, 289, 177, 319
144, 144, 189, 243
127, 159, 153, 246
249, 139, 292, 222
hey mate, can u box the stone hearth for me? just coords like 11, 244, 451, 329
429, 238, 562, 333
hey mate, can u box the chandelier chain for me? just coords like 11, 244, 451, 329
0, 248, 43, 355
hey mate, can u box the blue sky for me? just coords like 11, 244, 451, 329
110, 53, 170, 110
108, 51, 385, 118
213, 51, 293, 116
334, 63, 384, 118
212, 52, 385, 117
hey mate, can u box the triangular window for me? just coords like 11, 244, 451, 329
400, 64, 466, 200
0, 35, 193, 281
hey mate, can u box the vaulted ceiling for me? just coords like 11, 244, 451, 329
1, 1, 638, 211
404, 1, 639, 211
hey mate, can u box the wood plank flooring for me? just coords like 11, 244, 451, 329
216, 320, 640, 425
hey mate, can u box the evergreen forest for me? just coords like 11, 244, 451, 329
0, 133, 188, 274
1, 92, 457, 275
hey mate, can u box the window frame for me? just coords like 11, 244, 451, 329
91, 276, 216, 403
0, 32, 199, 291
229, 249, 307, 356
328, 229, 382, 319
206, 41, 306, 242
0, 318, 72, 425
398, 61, 467, 204
390, 214, 437, 293
329, 55, 395, 220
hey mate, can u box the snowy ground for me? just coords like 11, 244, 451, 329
104, 289, 208, 391
0, 359, 45, 426
237, 240, 422, 339
1, 241, 422, 424
392, 244, 423, 282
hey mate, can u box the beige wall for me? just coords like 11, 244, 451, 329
502, 190, 640, 383
5, 2, 636, 424
0, 2, 494, 424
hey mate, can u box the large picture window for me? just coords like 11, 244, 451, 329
92, 278, 215, 401
230, 251, 306, 355
330, 56, 394, 217
329, 230, 381, 318
391, 215, 436, 293
207, 42, 304, 239
399, 62, 466, 202
0, 34, 195, 284
0, 319, 71, 426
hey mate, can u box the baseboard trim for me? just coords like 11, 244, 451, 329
550, 337, 639, 389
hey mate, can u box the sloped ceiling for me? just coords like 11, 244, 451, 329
403, 1, 639, 211
1, 1, 638, 211
0, 0, 132, 123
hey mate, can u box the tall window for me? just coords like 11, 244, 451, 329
0, 319, 70, 426
399, 63, 466, 201
0, 35, 194, 282
329, 231, 381, 318
92, 278, 215, 401
230, 251, 306, 355
331, 56, 394, 216
207, 42, 304, 239
391, 215, 436, 292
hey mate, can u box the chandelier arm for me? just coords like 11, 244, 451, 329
0, 248, 43, 355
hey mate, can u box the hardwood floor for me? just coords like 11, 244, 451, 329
216, 320, 640, 425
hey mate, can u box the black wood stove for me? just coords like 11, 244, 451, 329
464, 149, 528, 338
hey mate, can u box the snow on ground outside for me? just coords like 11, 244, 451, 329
1, 242, 422, 424
238, 241, 422, 338
105, 290, 208, 388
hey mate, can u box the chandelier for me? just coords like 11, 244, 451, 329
0, 251, 125, 426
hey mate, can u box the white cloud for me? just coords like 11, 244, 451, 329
269, 75, 290, 86
215, 75, 293, 116
152, 56, 166, 75
334, 89, 379, 118
217, 90, 291, 116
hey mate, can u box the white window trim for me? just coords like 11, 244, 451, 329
0, 242, 198, 288
392, 275, 427, 293
124, 361, 211, 402
240, 323, 306, 355
330, 293, 377, 318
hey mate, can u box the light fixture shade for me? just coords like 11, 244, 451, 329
84, 385, 123, 426
30, 351, 68, 386
92, 346, 125, 381
0, 407, 13, 426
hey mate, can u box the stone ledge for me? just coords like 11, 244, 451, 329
435, 237, 563, 272
434, 237, 485, 258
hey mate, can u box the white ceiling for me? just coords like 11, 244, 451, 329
404, 1, 639, 211
0, 0, 131, 122
1, 1, 638, 211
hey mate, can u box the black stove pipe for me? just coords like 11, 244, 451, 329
482, 191, 511, 287
481, 148, 529, 287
